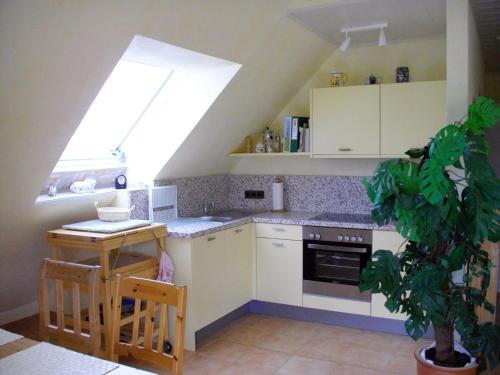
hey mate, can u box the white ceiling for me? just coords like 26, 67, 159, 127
288, 0, 446, 46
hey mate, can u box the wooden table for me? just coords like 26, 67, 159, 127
0, 337, 154, 374
0, 338, 37, 359
47, 223, 167, 358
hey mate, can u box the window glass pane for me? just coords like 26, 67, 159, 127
59, 60, 172, 161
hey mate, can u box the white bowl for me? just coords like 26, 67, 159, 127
95, 203, 134, 222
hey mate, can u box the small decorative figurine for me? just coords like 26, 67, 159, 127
396, 67, 409, 83
48, 184, 57, 197
70, 178, 96, 194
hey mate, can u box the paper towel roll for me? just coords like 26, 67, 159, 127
272, 182, 284, 211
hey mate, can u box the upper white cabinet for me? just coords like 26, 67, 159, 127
311, 85, 381, 157
380, 81, 446, 157
310, 81, 446, 158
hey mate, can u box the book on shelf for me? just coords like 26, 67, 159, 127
283, 116, 292, 152
283, 116, 309, 152
304, 126, 311, 153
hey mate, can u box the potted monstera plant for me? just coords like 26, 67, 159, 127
360, 97, 500, 374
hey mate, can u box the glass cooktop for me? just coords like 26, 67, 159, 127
310, 212, 374, 224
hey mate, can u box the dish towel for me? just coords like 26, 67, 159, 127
157, 251, 175, 283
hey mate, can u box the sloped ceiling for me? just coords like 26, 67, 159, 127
0, 0, 332, 316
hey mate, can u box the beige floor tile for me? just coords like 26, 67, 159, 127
385, 352, 418, 375
234, 346, 290, 373
331, 364, 392, 375
183, 354, 234, 375
299, 336, 350, 362
255, 331, 312, 354
218, 325, 273, 346
196, 339, 251, 363
276, 355, 336, 375
338, 346, 392, 371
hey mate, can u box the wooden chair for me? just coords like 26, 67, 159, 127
38, 258, 101, 355
111, 275, 187, 375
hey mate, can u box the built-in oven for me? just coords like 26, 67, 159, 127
303, 226, 372, 301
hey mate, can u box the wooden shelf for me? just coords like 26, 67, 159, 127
229, 152, 311, 157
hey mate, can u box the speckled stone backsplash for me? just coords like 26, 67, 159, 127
156, 175, 229, 217
155, 174, 371, 217
228, 175, 371, 214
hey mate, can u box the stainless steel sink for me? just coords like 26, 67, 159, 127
199, 216, 233, 223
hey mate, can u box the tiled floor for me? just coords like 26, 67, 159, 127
4, 312, 500, 374
177, 314, 430, 375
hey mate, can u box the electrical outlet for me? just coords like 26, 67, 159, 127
244, 190, 265, 199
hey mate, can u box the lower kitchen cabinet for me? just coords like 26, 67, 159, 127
370, 230, 407, 321
167, 223, 254, 350
256, 238, 302, 306
224, 224, 254, 307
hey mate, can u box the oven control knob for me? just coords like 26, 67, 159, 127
357, 236, 364, 242
309, 233, 315, 239
343, 235, 350, 241
314, 233, 321, 240
336, 235, 343, 241
350, 236, 357, 242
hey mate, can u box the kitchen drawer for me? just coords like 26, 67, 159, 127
256, 223, 302, 240
303, 293, 371, 316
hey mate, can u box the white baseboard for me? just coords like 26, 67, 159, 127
0, 300, 38, 325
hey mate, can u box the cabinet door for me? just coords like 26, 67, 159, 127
380, 81, 446, 157
224, 224, 253, 308
311, 85, 380, 156
256, 238, 302, 306
371, 230, 407, 320
191, 232, 228, 329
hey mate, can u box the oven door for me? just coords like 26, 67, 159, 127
303, 241, 371, 301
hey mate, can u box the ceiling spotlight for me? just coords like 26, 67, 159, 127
339, 32, 351, 52
339, 23, 388, 50
378, 27, 386, 47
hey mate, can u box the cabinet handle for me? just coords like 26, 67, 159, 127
272, 227, 285, 232
272, 242, 285, 248
207, 236, 216, 242
234, 228, 243, 233
338, 148, 352, 152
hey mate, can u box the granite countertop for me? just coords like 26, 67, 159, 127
164, 211, 395, 239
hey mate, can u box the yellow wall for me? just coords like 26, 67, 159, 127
230, 38, 447, 176
0, 0, 332, 322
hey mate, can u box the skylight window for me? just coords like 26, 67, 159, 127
57, 60, 176, 167
50, 35, 241, 185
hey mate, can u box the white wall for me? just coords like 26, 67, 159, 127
0, 0, 332, 321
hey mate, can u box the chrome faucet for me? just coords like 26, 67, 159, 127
203, 202, 215, 216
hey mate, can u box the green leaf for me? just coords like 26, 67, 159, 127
405, 317, 427, 340
359, 250, 401, 295
405, 148, 426, 159
448, 245, 465, 271
428, 125, 466, 166
464, 96, 500, 135
419, 158, 450, 205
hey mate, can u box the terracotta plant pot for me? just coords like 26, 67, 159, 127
415, 345, 479, 375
